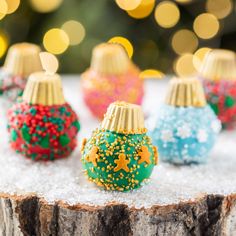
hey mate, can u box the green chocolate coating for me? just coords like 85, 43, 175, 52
81, 129, 157, 192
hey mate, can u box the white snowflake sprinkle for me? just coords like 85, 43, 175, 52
197, 129, 208, 143
176, 124, 191, 139
161, 130, 174, 142
211, 120, 221, 133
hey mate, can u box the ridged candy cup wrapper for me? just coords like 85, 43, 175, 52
0, 43, 42, 101
199, 49, 236, 129
7, 72, 80, 161
81, 101, 158, 192
147, 77, 221, 164
81, 43, 144, 119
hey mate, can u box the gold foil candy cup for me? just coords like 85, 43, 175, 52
200, 49, 236, 81
22, 72, 65, 106
165, 77, 206, 107
4, 43, 42, 78
101, 101, 146, 134
90, 43, 131, 75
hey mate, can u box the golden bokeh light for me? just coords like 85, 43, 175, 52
0, 33, 8, 58
172, 29, 198, 55
193, 47, 212, 71
0, 1, 8, 20
116, 0, 141, 11
193, 13, 219, 39
127, 0, 155, 19
175, 0, 192, 3
206, 0, 232, 19
30, 0, 63, 13
5, 0, 20, 14
174, 54, 197, 77
154, 1, 180, 28
62, 20, 86, 46
43, 28, 69, 55
108, 36, 133, 58
140, 69, 165, 79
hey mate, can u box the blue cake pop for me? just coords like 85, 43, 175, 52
147, 77, 221, 164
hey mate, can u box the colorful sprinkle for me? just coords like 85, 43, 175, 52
81, 130, 157, 191
202, 79, 236, 129
7, 102, 80, 161
81, 66, 144, 119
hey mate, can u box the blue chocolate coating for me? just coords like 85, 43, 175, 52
147, 105, 221, 164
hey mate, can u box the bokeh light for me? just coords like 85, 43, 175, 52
140, 69, 165, 79
108, 36, 133, 58
43, 28, 69, 55
127, 0, 155, 19
193, 13, 219, 39
62, 20, 86, 46
0, 1, 8, 20
174, 54, 196, 77
193, 47, 212, 71
154, 1, 180, 28
172, 29, 198, 55
175, 0, 192, 3
0, 32, 8, 58
5, 0, 20, 14
116, 0, 141, 11
30, 0, 63, 13
206, 0, 232, 20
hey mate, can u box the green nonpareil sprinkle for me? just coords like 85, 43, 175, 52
73, 121, 80, 131
11, 129, 18, 141
225, 96, 235, 108
39, 134, 50, 148
21, 125, 31, 143
59, 134, 70, 147
29, 107, 37, 116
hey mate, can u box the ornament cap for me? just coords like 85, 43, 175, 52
101, 101, 146, 134
200, 49, 236, 81
22, 72, 65, 106
4, 43, 42, 78
165, 77, 206, 107
90, 43, 130, 75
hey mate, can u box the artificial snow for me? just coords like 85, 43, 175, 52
0, 77, 235, 209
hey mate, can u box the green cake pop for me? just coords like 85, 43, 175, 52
81, 101, 158, 192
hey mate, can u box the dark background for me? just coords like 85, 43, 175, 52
1, 0, 236, 74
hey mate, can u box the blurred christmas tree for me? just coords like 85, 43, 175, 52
0, 0, 236, 75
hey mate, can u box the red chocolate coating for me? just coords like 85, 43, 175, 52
7, 102, 80, 161
202, 79, 236, 129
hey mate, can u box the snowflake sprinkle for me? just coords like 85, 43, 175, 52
161, 130, 173, 142
176, 124, 191, 139
197, 129, 208, 143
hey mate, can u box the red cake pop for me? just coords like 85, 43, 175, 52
7, 53, 80, 161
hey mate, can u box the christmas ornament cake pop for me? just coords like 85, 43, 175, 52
81, 101, 158, 191
81, 43, 144, 119
7, 52, 80, 161
199, 49, 236, 129
0, 43, 42, 101
148, 77, 221, 164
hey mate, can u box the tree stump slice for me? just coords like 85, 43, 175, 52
0, 78, 235, 236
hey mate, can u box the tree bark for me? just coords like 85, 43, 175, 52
0, 193, 235, 236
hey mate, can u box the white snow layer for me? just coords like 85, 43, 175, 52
0, 77, 235, 209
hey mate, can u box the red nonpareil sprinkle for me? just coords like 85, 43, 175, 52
202, 79, 236, 130
7, 102, 80, 161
